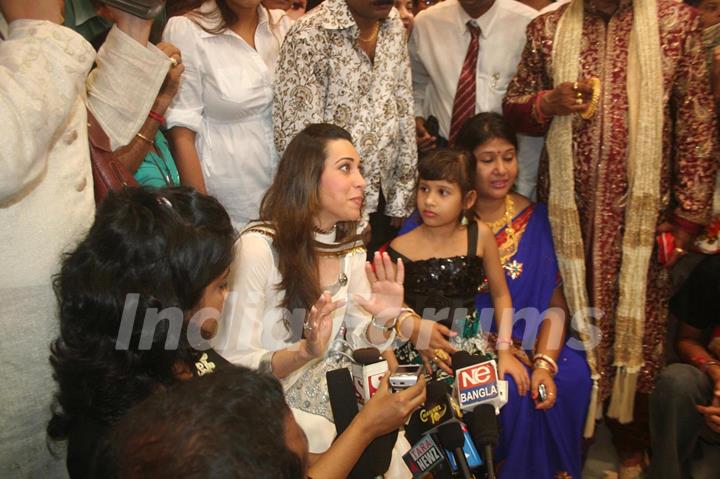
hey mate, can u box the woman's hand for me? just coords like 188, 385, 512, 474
355, 372, 426, 438
410, 318, 457, 375
299, 291, 345, 359
354, 252, 404, 323
153, 42, 184, 114
498, 350, 530, 396
531, 367, 557, 410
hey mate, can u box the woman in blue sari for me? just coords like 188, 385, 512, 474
459, 113, 591, 479
398, 113, 591, 478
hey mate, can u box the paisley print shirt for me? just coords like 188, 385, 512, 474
273, 0, 418, 221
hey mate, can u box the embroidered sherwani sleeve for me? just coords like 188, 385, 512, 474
502, 18, 552, 137
0, 21, 94, 201
273, 27, 327, 156
87, 25, 171, 151
384, 35, 418, 218
670, 15, 718, 224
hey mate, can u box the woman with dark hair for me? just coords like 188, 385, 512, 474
162, 0, 292, 226
457, 112, 591, 479
47, 187, 236, 479
220, 123, 427, 478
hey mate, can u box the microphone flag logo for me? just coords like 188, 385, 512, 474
455, 360, 500, 410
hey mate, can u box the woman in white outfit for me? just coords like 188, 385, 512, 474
219, 124, 426, 478
163, 0, 292, 226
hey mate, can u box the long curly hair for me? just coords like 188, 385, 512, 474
47, 187, 235, 444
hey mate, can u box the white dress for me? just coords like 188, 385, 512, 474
163, 2, 292, 226
218, 224, 412, 477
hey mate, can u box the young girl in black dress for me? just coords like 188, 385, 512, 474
387, 149, 524, 387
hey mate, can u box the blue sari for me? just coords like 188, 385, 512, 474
399, 203, 591, 479
476, 203, 591, 479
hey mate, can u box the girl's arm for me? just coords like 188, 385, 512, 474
477, 222, 513, 342
477, 221, 530, 395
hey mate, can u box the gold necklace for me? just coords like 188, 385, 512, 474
358, 23, 379, 43
481, 195, 524, 280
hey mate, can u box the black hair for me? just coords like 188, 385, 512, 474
454, 112, 518, 153
683, 0, 702, 8
47, 187, 236, 445
108, 366, 306, 478
417, 148, 476, 199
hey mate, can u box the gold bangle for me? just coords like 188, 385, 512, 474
394, 310, 417, 341
580, 77, 601, 120
534, 353, 559, 375
534, 360, 555, 375
136, 132, 154, 145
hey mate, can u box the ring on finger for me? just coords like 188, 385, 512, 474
303, 322, 313, 332
575, 97, 583, 105
169, 57, 178, 67
434, 349, 449, 361
432, 355, 440, 362
573, 81, 579, 91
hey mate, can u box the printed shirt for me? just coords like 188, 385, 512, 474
273, 0, 418, 221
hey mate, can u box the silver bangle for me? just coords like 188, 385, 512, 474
370, 315, 398, 331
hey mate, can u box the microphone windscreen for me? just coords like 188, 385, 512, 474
425, 380, 451, 405
437, 423, 465, 449
326, 368, 358, 435
468, 404, 499, 447
450, 350, 476, 371
352, 347, 382, 365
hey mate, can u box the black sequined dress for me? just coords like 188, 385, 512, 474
387, 221, 487, 367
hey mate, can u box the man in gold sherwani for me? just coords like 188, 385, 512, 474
503, 0, 718, 476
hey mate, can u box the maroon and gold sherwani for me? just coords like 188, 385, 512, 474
503, 0, 717, 401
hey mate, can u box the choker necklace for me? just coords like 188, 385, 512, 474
313, 224, 337, 235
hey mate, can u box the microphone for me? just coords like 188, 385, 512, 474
405, 380, 483, 474
466, 405, 499, 479
401, 433, 453, 479
326, 367, 397, 479
452, 352, 501, 479
438, 423, 473, 479
351, 347, 388, 404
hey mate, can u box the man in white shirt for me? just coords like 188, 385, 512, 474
411, 0, 543, 199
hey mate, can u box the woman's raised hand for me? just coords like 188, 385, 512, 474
354, 252, 405, 323
300, 291, 345, 359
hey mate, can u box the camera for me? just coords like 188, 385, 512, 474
99, 0, 165, 19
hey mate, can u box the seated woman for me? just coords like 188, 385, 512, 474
457, 113, 592, 479
220, 123, 426, 478
47, 187, 236, 478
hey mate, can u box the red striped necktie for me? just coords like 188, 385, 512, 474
448, 22, 481, 146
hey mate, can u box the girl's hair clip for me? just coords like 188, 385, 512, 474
156, 195, 173, 208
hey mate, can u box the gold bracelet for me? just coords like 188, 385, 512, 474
136, 132, 154, 145
395, 310, 418, 341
